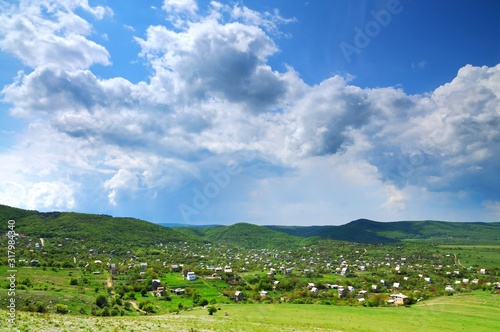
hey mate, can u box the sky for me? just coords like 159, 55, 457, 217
1, 0, 500, 226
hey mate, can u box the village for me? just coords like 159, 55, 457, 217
6, 231, 500, 316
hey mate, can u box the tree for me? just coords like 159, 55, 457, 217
95, 294, 109, 308
207, 305, 217, 315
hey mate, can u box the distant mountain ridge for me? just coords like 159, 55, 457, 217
265, 218, 500, 244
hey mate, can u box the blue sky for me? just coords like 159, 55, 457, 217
1, 0, 500, 225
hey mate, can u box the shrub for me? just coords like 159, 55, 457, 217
101, 307, 110, 316
139, 300, 156, 313
207, 306, 217, 315
95, 294, 109, 308
36, 302, 47, 313
55, 304, 69, 314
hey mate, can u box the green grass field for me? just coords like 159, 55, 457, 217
2, 291, 498, 331
438, 245, 500, 268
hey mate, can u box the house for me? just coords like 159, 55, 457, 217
424, 277, 432, 284
173, 288, 185, 295
390, 293, 408, 306
445, 285, 454, 292
273, 280, 280, 290
392, 282, 400, 289
170, 265, 179, 272
235, 291, 244, 301
152, 279, 161, 290
260, 290, 268, 297
310, 287, 319, 294
358, 290, 368, 296
155, 287, 165, 297
371, 284, 379, 292
337, 287, 347, 299
186, 272, 196, 281
340, 267, 350, 276
480, 269, 487, 275
224, 266, 232, 273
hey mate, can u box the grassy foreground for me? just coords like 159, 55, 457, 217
1, 291, 498, 331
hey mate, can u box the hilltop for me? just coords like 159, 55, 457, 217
0, 204, 197, 246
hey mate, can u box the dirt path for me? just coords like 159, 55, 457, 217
454, 253, 465, 268
130, 301, 146, 314
106, 276, 113, 288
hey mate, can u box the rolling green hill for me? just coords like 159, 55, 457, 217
174, 222, 312, 249
2, 204, 499, 247
0, 204, 198, 246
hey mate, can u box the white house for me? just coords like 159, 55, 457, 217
186, 272, 196, 281
389, 293, 408, 306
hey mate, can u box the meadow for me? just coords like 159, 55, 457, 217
437, 245, 500, 268
1, 291, 498, 331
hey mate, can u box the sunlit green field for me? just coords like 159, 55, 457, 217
2, 291, 498, 331
438, 245, 500, 268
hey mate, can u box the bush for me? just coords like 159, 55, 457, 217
95, 294, 109, 308
36, 302, 47, 313
139, 300, 156, 313
101, 307, 110, 316
207, 306, 217, 315
111, 307, 121, 316
55, 304, 69, 314
70, 278, 78, 286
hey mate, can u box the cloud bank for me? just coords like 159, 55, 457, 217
1, 1, 499, 224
